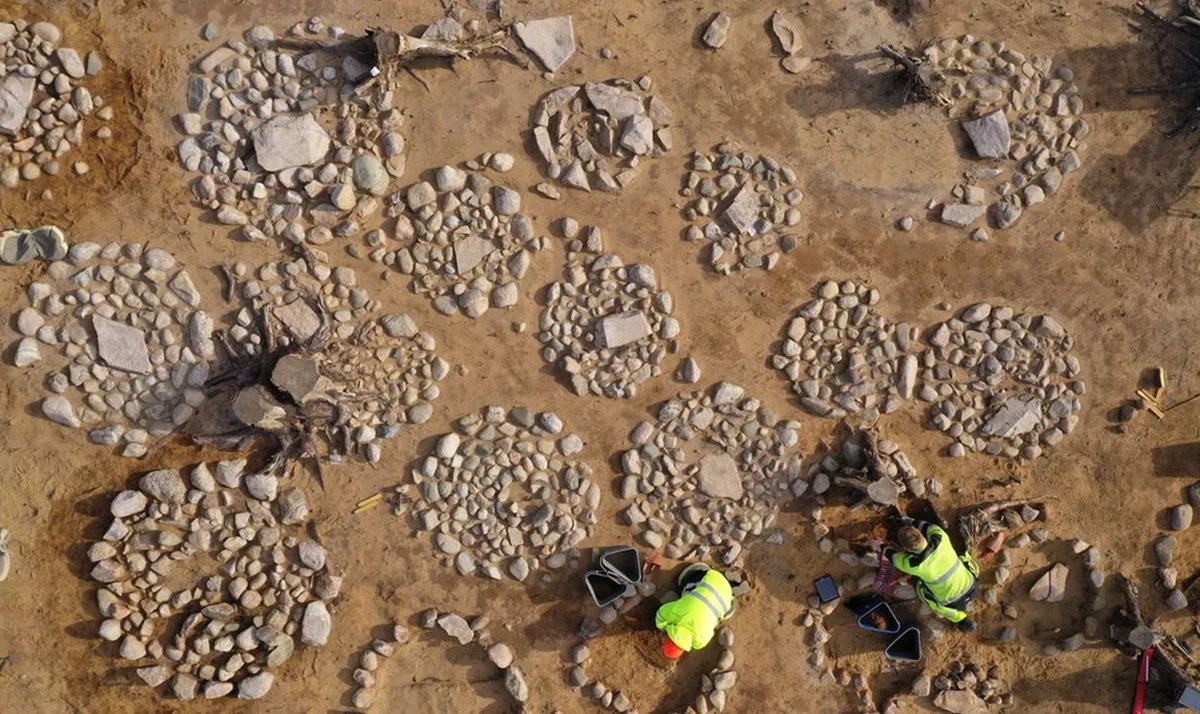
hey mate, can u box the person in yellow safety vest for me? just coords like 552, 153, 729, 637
654, 564, 735, 660
884, 519, 980, 632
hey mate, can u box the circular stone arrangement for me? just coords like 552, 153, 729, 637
924, 35, 1087, 232
538, 220, 679, 399
570, 617, 738, 714
774, 279, 916, 420
89, 460, 338, 701
7, 241, 212, 457
222, 256, 447, 463
680, 141, 805, 273
0, 19, 113, 189
922, 302, 1083, 459
530, 79, 673, 193
179, 20, 406, 245
616, 382, 803, 566
380, 160, 544, 318
404, 406, 598, 581
774, 280, 1084, 460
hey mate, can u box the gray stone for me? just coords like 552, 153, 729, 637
1167, 589, 1189, 611
940, 203, 986, 228
1029, 563, 1068, 603
1171, 504, 1193, 531
381, 314, 419, 339
721, 184, 760, 234
514, 16, 576, 72
301, 602, 332, 645
493, 186, 521, 215
981, 394, 1042, 439
42, 395, 80, 428
584, 83, 645, 121
933, 689, 988, 714
252, 114, 331, 172
238, 672, 274, 699
0, 75, 35, 135
351, 154, 388, 196
696, 453, 744, 500
770, 10, 803, 55
487, 643, 514, 668
139, 469, 187, 503
455, 235, 495, 274
1155, 535, 1176, 566
702, 12, 732, 49
273, 299, 322, 342
272, 354, 323, 403
598, 311, 652, 348
961, 110, 1011, 159
504, 666, 530, 702
620, 115, 655, 155
677, 357, 701, 383
111, 489, 148, 517
437, 613, 474, 644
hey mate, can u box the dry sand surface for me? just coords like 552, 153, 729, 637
4, 0, 1200, 712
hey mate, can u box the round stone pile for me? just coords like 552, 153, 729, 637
616, 382, 803, 566
224, 257, 447, 462
922, 302, 1084, 459
925, 35, 1087, 233
530, 79, 672, 193
774, 280, 919, 420
0, 19, 112, 189
680, 141, 804, 273
405, 406, 597, 581
923, 659, 1012, 709
570, 618, 738, 714
89, 460, 338, 701
179, 20, 405, 245
538, 220, 679, 399
774, 280, 1084, 460
380, 160, 544, 318
8, 242, 212, 457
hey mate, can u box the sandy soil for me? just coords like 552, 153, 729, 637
2, 0, 1199, 712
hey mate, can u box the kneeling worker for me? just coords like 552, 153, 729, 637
655, 564, 735, 660
884, 519, 979, 632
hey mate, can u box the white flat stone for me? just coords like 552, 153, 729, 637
514, 16, 575, 72
93, 315, 151, 374
598, 311, 652, 348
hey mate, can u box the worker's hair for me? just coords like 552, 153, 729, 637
896, 525, 927, 554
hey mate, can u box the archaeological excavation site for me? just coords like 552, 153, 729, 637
7, 0, 1200, 712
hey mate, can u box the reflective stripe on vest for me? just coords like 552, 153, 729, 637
688, 580, 731, 621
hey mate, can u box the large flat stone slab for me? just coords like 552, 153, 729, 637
597, 311, 652, 348
584, 83, 645, 121
252, 113, 331, 172
454, 235, 495, 274
0, 74, 35, 135
273, 299, 322, 342
961, 110, 1011, 159
514, 16, 575, 72
721, 184, 760, 234
93, 315, 151, 374
981, 394, 1042, 439
696, 453, 744, 500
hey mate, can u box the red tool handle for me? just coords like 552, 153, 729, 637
1132, 646, 1154, 714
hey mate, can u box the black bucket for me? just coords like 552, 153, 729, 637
857, 601, 901, 635
884, 627, 922, 662
845, 592, 885, 617
600, 547, 642, 585
585, 570, 626, 608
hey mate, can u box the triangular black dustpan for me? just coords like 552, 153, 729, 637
884, 626, 922, 662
